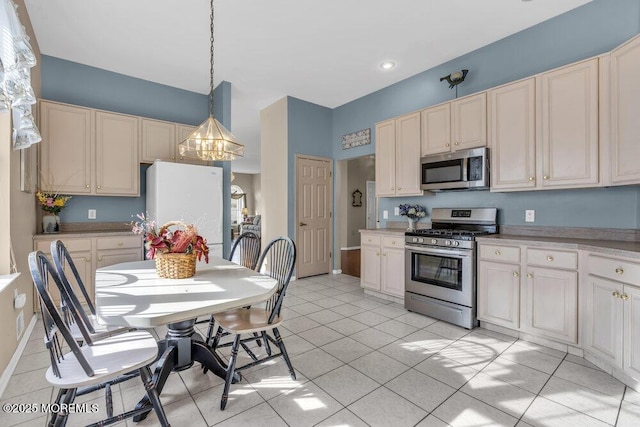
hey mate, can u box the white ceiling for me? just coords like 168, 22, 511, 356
24, 0, 591, 173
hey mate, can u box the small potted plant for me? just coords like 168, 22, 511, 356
131, 213, 209, 279
398, 204, 427, 231
36, 191, 72, 233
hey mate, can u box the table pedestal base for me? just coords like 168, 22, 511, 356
133, 319, 239, 422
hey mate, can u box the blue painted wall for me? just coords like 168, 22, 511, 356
213, 81, 233, 256
287, 97, 333, 238
329, 0, 640, 229
43, 56, 234, 252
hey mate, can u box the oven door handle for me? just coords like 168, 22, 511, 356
406, 244, 472, 258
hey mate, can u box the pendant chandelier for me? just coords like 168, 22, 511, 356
178, 0, 243, 161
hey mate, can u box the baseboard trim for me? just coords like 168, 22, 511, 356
332, 269, 342, 275
0, 314, 37, 399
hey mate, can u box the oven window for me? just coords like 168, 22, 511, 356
411, 252, 463, 290
424, 160, 463, 183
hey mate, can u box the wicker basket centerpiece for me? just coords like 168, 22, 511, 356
131, 215, 210, 280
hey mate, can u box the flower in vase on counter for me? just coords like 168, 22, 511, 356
398, 204, 427, 220
36, 191, 72, 215
130, 213, 210, 263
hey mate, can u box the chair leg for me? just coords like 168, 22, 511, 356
221, 334, 241, 410
205, 315, 216, 345
261, 331, 272, 356
139, 366, 171, 427
273, 328, 296, 380
51, 388, 76, 427
211, 326, 224, 349
253, 331, 263, 347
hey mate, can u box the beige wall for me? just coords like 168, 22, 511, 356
346, 156, 375, 247
0, 0, 40, 379
252, 174, 262, 217
260, 98, 288, 245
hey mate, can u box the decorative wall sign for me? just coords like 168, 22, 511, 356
342, 128, 370, 150
352, 189, 362, 207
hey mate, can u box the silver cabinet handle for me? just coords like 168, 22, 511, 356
615, 268, 624, 275
299, 222, 307, 226
513, 271, 519, 277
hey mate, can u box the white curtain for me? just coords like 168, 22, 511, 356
0, 0, 40, 150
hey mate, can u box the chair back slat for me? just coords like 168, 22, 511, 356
229, 232, 261, 270
51, 240, 97, 334
29, 251, 95, 378
255, 237, 296, 324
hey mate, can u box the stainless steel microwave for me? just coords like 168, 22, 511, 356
421, 147, 489, 191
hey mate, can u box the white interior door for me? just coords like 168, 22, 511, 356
296, 155, 333, 278
366, 180, 376, 229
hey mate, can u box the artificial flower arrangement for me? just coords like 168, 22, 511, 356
130, 213, 210, 263
398, 203, 427, 219
36, 191, 72, 215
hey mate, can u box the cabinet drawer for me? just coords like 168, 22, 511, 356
479, 244, 520, 263
361, 234, 382, 247
527, 248, 577, 270
96, 235, 142, 250
382, 236, 404, 249
35, 238, 92, 254
588, 255, 640, 285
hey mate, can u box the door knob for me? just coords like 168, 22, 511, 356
615, 268, 624, 275
527, 273, 533, 278
528, 177, 534, 181
299, 222, 307, 226
613, 291, 621, 299
543, 176, 549, 180
621, 293, 630, 301
454, 142, 459, 146
546, 256, 554, 262
513, 271, 519, 277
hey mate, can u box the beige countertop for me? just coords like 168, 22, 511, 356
477, 234, 640, 259
359, 228, 407, 236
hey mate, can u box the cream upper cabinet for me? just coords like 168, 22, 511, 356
489, 79, 537, 191
140, 118, 176, 163
95, 111, 139, 196
39, 101, 93, 194
375, 113, 422, 197
451, 92, 487, 151
421, 103, 451, 155
421, 93, 486, 156
610, 35, 640, 185
175, 124, 209, 166
539, 58, 599, 188
394, 112, 422, 196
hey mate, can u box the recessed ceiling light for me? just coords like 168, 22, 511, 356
380, 61, 396, 70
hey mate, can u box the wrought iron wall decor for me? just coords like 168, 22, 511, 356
352, 189, 362, 207
342, 128, 370, 150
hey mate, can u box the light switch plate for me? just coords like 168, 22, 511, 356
525, 210, 535, 223
383, 210, 388, 219
88, 209, 97, 219
394, 207, 400, 216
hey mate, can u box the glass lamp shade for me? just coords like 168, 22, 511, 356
178, 116, 244, 161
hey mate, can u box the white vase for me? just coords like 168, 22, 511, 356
42, 214, 60, 233
407, 217, 417, 231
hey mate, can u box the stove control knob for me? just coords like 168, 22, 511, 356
418, 238, 424, 243
445, 240, 451, 246
452, 241, 459, 247
431, 239, 437, 244
412, 237, 418, 243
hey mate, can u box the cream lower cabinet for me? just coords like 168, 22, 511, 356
375, 112, 422, 197
360, 232, 405, 298
34, 234, 142, 307
584, 254, 640, 380
477, 242, 578, 345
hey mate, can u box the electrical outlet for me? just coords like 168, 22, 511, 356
383, 210, 388, 219
394, 207, 400, 216
525, 210, 535, 223
88, 209, 97, 219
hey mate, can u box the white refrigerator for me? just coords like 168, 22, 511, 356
146, 161, 224, 259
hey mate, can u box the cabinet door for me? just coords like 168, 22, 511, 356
176, 124, 209, 165
39, 101, 93, 194
489, 79, 537, 190
610, 36, 640, 185
451, 92, 487, 151
395, 112, 422, 196
477, 261, 520, 329
421, 104, 451, 155
624, 285, 640, 379
361, 245, 381, 291
375, 120, 396, 196
524, 267, 578, 344
140, 119, 176, 163
540, 59, 599, 188
584, 276, 624, 367
96, 248, 142, 269
381, 247, 404, 298
95, 111, 139, 196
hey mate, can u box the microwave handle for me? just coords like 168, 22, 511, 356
461, 156, 468, 181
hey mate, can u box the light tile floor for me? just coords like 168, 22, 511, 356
2, 274, 640, 426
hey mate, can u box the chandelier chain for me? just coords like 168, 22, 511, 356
209, 0, 214, 117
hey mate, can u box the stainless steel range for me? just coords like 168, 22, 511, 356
404, 207, 497, 329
